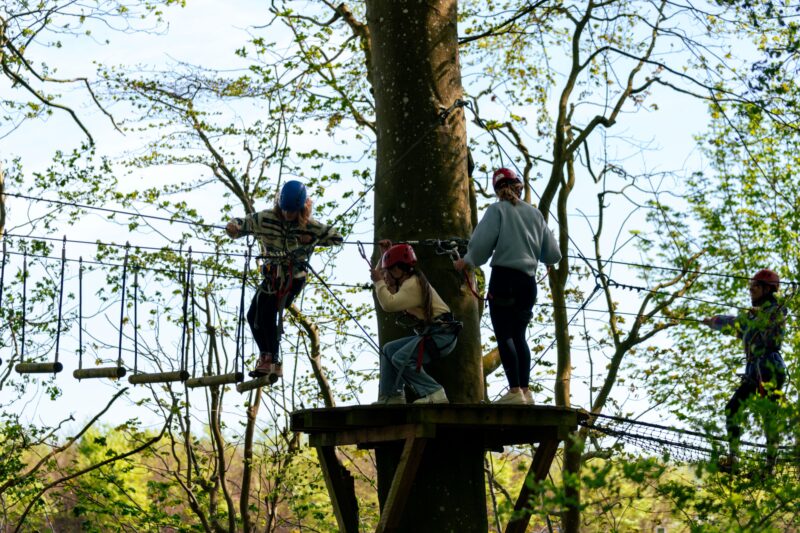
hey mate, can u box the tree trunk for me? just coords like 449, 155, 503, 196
561, 434, 584, 533
367, 0, 486, 530
0, 163, 5, 236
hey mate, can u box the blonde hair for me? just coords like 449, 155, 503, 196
273, 197, 313, 228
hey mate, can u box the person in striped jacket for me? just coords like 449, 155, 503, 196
226, 180, 342, 378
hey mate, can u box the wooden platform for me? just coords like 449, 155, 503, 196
291, 404, 587, 533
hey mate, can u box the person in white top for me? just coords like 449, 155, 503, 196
371, 241, 460, 404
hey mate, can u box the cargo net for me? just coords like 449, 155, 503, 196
581, 412, 799, 475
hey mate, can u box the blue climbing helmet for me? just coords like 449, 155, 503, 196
279, 180, 307, 212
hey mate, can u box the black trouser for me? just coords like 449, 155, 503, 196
488, 266, 537, 389
726, 355, 786, 466
246, 277, 305, 363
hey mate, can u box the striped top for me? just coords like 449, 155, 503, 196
230, 209, 342, 278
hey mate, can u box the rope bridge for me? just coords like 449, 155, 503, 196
582, 412, 799, 473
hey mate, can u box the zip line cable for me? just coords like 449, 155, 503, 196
2, 191, 224, 231
305, 262, 383, 356
5, 243, 799, 326
54, 237, 67, 368
7, 231, 792, 295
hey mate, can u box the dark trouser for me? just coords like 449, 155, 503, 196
488, 266, 537, 389
726, 354, 786, 467
246, 277, 305, 363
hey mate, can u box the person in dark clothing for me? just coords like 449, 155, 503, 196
454, 168, 561, 405
703, 268, 787, 473
226, 180, 342, 378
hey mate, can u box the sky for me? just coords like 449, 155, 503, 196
0, 0, 726, 437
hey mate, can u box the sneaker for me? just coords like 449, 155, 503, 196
522, 389, 535, 405
372, 395, 406, 405
249, 353, 273, 378
412, 388, 449, 404
494, 390, 526, 405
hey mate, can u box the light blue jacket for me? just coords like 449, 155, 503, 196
462, 200, 561, 276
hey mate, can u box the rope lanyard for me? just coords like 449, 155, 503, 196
235, 248, 250, 376
190, 266, 197, 378
180, 250, 192, 373
78, 258, 83, 370
356, 240, 372, 269
54, 236, 67, 367
21, 250, 27, 361
117, 245, 130, 368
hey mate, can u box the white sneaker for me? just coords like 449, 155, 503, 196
494, 390, 526, 405
412, 388, 449, 404
372, 395, 406, 405
522, 389, 534, 405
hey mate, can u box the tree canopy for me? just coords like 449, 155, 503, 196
2, 0, 800, 531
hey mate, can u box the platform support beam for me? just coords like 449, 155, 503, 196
316, 446, 359, 533
505, 438, 560, 533
377, 435, 428, 533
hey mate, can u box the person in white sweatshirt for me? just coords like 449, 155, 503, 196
454, 168, 561, 405
371, 241, 460, 404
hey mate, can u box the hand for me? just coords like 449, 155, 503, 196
298, 234, 313, 244
701, 317, 713, 326
453, 258, 467, 272
225, 221, 240, 238
378, 239, 392, 253
370, 267, 383, 283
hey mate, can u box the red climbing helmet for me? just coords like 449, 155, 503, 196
381, 244, 417, 269
752, 269, 780, 287
492, 167, 521, 189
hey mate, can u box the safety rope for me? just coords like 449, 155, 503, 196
190, 266, 197, 379
20, 250, 27, 361
116, 245, 129, 369
78, 258, 83, 370
2, 191, 223, 231
6, 231, 797, 290
305, 262, 383, 356
529, 283, 603, 373
180, 250, 192, 374
337, 98, 469, 219
234, 248, 250, 377
54, 237, 67, 367
133, 265, 139, 374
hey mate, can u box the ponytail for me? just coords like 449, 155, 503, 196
396, 264, 435, 323
496, 183, 523, 205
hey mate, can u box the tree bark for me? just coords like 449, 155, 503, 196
367, 1, 486, 530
